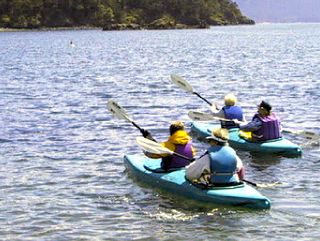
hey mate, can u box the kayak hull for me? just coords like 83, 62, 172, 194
191, 122, 302, 156
124, 154, 271, 209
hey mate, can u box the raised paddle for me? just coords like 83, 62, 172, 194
107, 99, 150, 137
170, 74, 213, 106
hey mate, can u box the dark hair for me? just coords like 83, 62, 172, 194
259, 101, 272, 112
169, 121, 184, 135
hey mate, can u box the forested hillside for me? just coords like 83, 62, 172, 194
0, 0, 254, 30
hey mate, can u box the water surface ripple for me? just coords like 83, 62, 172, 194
0, 24, 319, 240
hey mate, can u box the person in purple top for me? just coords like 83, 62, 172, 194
236, 101, 281, 142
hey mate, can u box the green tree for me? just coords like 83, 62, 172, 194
0, 0, 254, 29
96, 4, 114, 25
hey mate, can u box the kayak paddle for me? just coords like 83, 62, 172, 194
188, 110, 245, 123
107, 99, 146, 135
136, 137, 193, 161
242, 179, 281, 188
170, 74, 213, 106
189, 110, 318, 140
282, 128, 318, 140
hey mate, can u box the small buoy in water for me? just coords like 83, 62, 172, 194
70, 41, 75, 47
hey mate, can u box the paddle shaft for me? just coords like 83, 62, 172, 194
242, 179, 257, 187
171, 75, 213, 107
130, 120, 143, 132
193, 92, 212, 106
172, 152, 194, 162
108, 100, 150, 137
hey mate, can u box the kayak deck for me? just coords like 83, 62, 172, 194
124, 154, 271, 209
191, 121, 302, 156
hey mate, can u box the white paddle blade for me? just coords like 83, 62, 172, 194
136, 137, 174, 155
170, 74, 194, 93
256, 181, 282, 188
282, 128, 318, 140
107, 100, 133, 122
188, 111, 219, 121
188, 111, 245, 124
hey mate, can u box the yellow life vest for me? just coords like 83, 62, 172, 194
239, 130, 252, 140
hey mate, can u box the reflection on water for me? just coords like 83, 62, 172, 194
249, 152, 283, 170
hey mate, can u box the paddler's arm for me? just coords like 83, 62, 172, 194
210, 105, 225, 118
242, 113, 247, 122
140, 128, 156, 142
238, 118, 262, 132
235, 155, 245, 180
191, 146, 197, 157
185, 152, 210, 181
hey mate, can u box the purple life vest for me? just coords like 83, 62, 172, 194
253, 113, 281, 141
161, 141, 193, 169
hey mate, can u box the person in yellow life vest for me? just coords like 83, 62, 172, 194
141, 121, 196, 170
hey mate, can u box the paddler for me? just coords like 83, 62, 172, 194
235, 100, 281, 141
141, 121, 196, 170
210, 93, 246, 129
185, 128, 244, 186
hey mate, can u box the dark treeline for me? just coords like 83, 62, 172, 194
0, 0, 254, 30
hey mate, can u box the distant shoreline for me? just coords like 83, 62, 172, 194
0, 24, 244, 32
3, 23, 317, 33
0, 26, 101, 32
0, 25, 207, 32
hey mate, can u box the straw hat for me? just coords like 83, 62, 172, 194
206, 128, 229, 143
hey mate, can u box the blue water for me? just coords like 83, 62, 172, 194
0, 23, 319, 240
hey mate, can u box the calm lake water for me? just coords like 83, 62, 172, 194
0, 23, 319, 240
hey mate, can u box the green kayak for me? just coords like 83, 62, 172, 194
191, 121, 302, 156
124, 154, 271, 209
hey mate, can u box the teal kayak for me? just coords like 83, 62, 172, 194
124, 154, 271, 209
191, 121, 302, 156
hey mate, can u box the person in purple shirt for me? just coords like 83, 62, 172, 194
236, 101, 281, 142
